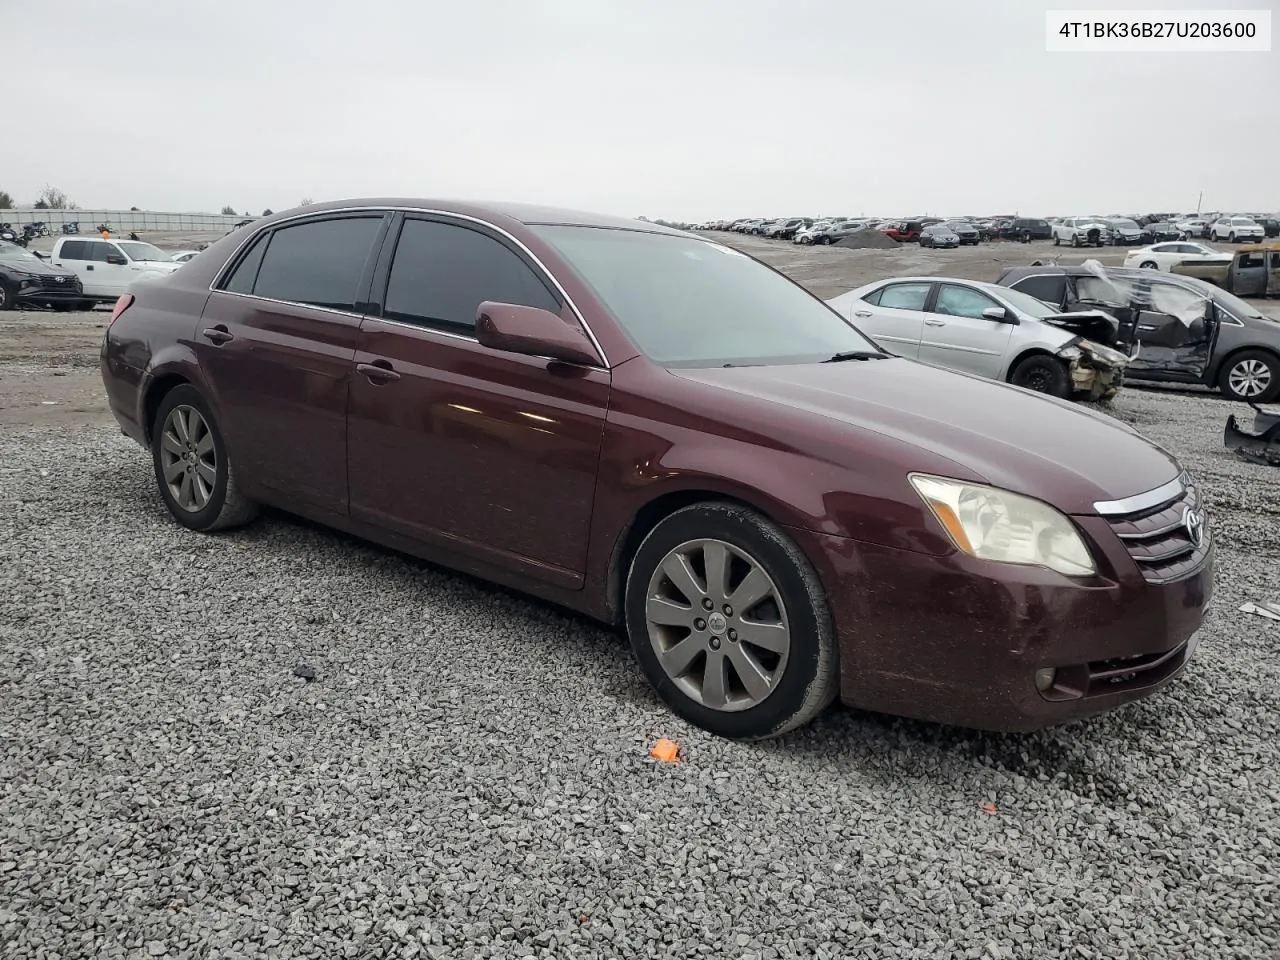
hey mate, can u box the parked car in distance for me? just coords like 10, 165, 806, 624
1141, 221, 1182, 243
99, 198, 1213, 738
1009, 218, 1054, 241
1176, 218, 1210, 239
919, 224, 960, 249
945, 220, 981, 245
1052, 218, 1111, 247
1103, 218, 1144, 245
0, 240, 85, 310
51, 236, 182, 305
879, 219, 923, 242
1260, 216, 1280, 239
170, 250, 200, 263
1123, 241, 1228, 272
1169, 244, 1280, 298
997, 264, 1280, 402
826, 276, 1129, 400
1210, 216, 1266, 243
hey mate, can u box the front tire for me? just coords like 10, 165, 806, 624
1010, 354, 1071, 398
1140, 260, 1159, 269
0, 281, 13, 311
151, 384, 259, 532
624, 502, 838, 740
1219, 350, 1280, 403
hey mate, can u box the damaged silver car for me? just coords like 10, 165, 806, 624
826, 277, 1132, 401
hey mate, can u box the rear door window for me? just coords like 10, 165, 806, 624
379, 218, 561, 334
221, 234, 268, 295
250, 216, 384, 312
873, 282, 931, 310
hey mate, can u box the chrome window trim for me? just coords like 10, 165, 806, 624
207, 204, 611, 367
1093, 473, 1187, 516
360, 313, 609, 372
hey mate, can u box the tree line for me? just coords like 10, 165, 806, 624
0, 184, 314, 218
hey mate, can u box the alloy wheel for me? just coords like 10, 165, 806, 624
159, 404, 217, 512
1228, 359, 1272, 398
644, 538, 791, 712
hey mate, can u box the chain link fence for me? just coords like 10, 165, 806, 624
0, 209, 256, 233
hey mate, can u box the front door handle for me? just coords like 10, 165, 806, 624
853, 310, 872, 318
86, 264, 94, 271
356, 360, 400, 383
924, 318, 946, 326
202, 326, 234, 345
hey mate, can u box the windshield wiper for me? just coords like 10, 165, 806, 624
823, 350, 888, 363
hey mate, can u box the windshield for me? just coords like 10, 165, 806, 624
531, 226, 882, 366
1230, 218, 1255, 225
116, 241, 171, 262
0, 241, 42, 263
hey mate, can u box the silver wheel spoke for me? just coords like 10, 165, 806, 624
736, 619, 789, 654
728, 644, 771, 701
661, 635, 704, 677
162, 459, 185, 482
161, 433, 184, 456
647, 596, 693, 627
728, 567, 772, 613
702, 650, 729, 708
195, 461, 217, 486
196, 432, 214, 456
660, 552, 703, 604
191, 473, 211, 509
172, 410, 190, 444
178, 472, 194, 508
702, 541, 730, 600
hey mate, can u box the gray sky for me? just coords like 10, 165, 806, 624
6, 0, 1277, 219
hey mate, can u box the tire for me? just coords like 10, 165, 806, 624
1218, 350, 1280, 403
150, 384, 259, 532
624, 502, 838, 740
1071, 235, 1080, 248
1053, 235, 1060, 246
1140, 260, 1159, 269
53, 303, 74, 312
1228, 233, 1236, 243
0, 281, 13, 311
77, 299, 95, 311
1010, 354, 1071, 398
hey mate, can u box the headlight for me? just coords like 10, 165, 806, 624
909, 474, 1096, 576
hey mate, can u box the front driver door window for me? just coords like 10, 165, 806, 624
917, 283, 1013, 379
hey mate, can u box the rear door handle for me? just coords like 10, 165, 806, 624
924, 318, 946, 326
853, 310, 872, 318
356, 361, 400, 383
202, 326, 234, 344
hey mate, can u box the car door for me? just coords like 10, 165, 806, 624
846, 281, 932, 357
51, 239, 91, 288
196, 212, 390, 515
1126, 281, 1215, 381
916, 282, 1014, 378
346, 214, 609, 590
1229, 251, 1267, 296
86, 241, 135, 296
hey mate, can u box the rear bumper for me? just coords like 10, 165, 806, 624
792, 527, 1213, 732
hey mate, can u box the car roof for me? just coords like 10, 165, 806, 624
277, 197, 690, 237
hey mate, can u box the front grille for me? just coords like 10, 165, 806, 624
31, 275, 82, 292
1101, 477, 1209, 583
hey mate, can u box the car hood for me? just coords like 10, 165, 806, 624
673, 358, 1180, 514
0, 256, 76, 277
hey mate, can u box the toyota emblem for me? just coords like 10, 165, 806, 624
1182, 506, 1205, 548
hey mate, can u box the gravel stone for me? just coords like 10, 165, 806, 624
1, 385, 1278, 959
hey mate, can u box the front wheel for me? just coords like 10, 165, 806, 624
624, 503, 838, 740
1220, 350, 1279, 402
151, 384, 259, 532
1140, 260, 1159, 269
1228, 233, 1236, 243
1053, 235, 1060, 246
0, 281, 13, 311
1010, 354, 1071, 398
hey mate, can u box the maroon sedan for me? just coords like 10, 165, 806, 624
100, 200, 1213, 739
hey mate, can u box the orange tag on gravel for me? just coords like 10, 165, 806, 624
649, 739, 680, 763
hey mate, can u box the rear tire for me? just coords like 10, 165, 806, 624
0, 281, 13, 311
150, 384, 259, 532
624, 502, 838, 740
1219, 350, 1280, 403
1140, 260, 1159, 269
1010, 354, 1071, 399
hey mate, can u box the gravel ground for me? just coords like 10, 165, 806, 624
2, 238, 1279, 959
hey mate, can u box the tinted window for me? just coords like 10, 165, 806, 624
1076, 276, 1126, 305
221, 234, 268, 295
89, 242, 118, 263
382, 219, 560, 332
59, 240, 88, 260
1010, 275, 1066, 305
877, 282, 931, 310
933, 284, 998, 319
252, 216, 383, 311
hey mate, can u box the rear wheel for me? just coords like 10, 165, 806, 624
624, 503, 838, 740
0, 281, 13, 311
1053, 235, 1061, 246
1219, 350, 1279, 403
1011, 354, 1071, 399
1228, 232, 1236, 243
1140, 260, 1159, 269
151, 384, 259, 532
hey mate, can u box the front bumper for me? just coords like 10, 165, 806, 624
794, 525, 1213, 732
13, 277, 84, 304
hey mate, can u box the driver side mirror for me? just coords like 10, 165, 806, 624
475, 301, 602, 367
106, 254, 127, 265
981, 306, 1009, 322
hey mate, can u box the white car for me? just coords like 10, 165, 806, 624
170, 249, 200, 263
1175, 218, 1210, 239
1051, 217, 1111, 247
825, 276, 1131, 398
1123, 241, 1230, 272
50, 236, 182, 303
1209, 216, 1265, 243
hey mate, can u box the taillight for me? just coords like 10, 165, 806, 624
109, 294, 134, 326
